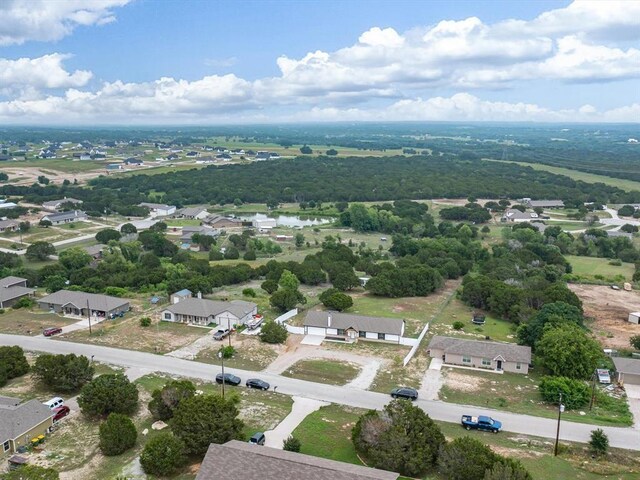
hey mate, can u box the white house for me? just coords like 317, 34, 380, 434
138, 202, 177, 217
176, 206, 209, 220
303, 311, 405, 344
161, 295, 257, 329
41, 210, 88, 225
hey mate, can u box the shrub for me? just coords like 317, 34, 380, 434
140, 432, 187, 477
243, 250, 257, 260
242, 288, 256, 297
78, 373, 139, 416
139, 317, 152, 327
0, 308, 4, 314
209, 250, 224, 261
148, 379, 196, 421
1, 465, 60, 479
0, 346, 29, 381
261, 279, 278, 294
283, 435, 301, 452
539, 376, 589, 409
220, 345, 235, 359
438, 436, 500, 480
104, 286, 128, 297
453, 321, 465, 330
33, 353, 94, 393
630, 335, 640, 351
12, 296, 35, 309
99, 413, 137, 456
589, 428, 609, 456
259, 320, 288, 344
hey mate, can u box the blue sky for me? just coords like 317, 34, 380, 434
0, 0, 638, 124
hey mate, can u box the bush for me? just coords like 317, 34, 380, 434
0, 346, 29, 381
140, 432, 187, 477
12, 296, 36, 309
261, 279, 278, 294
630, 335, 640, 350
220, 345, 235, 359
259, 320, 288, 344
283, 435, 301, 452
78, 373, 139, 416
438, 436, 500, 480
33, 354, 94, 392
209, 249, 224, 261
99, 413, 137, 456
453, 321, 465, 330
139, 317, 152, 327
242, 288, 256, 297
589, 428, 609, 456
0, 465, 60, 479
243, 250, 257, 260
320, 290, 353, 311
104, 286, 128, 297
224, 246, 240, 259
269, 288, 303, 312
148, 379, 196, 421
539, 376, 589, 409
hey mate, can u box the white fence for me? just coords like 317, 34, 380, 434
403, 323, 430, 366
275, 308, 304, 334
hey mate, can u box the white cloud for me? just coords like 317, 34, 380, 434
0, 0, 131, 45
359, 27, 404, 47
0, 54, 92, 93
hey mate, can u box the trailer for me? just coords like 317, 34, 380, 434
629, 312, 640, 325
246, 314, 264, 331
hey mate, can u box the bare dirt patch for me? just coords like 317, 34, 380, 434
569, 284, 640, 348
442, 369, 483, 393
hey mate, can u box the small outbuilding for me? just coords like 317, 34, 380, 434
629, 312, 640, 324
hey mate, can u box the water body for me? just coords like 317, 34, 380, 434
237, 213, 333, 227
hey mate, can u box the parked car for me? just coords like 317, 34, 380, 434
43, 397, 64, 410
461, 415, 502, 433
216, 373, 241, 386
249, 432, 265, 445
213, 328, 230, 340
246, 378, 270, 390
52, 406, 70, 422
390, 387, 418, 400
43, 327, 62, 337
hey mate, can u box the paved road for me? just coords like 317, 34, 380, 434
2, 334, 638, 450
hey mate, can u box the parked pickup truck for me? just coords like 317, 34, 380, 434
213, 328, 230, 341
246, 315, 264, 331
461, 415, 502, 433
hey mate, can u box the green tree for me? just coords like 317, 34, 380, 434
300, 145, 312, 154
0, 346, 29, 386
278, 269, 300, 291
95, 228, 121, 243
589, 428, 609, 457
283, 435, 301, 452
25, 241, 55, 260
295, 233, 305, 247
332, 271, 360, 291
326, 148, 338, 155
33, 354, 94, 392
43, 275, 67, 293
140, 432, 187, 477
631, 335, 640, 350
438, 436, 500, 480
352, 400, 445, 477
148, 379, 196, 421
269, 288, 303, 312
261, 279, 278, 294
59, 247, 92, 270
78, 373, 139, 416
538, 376, 589, 409
321, 291, 353, 311
536, 324, 602, 379
483, 458, 532, 480
243, 250, 256, 260
39, 219, 53, 228
259, 320, 288, 344
171, 394, 244, 455
99, 413, 137, 456
517, 302, 583, 348
19, 221, 31, 233
120, 223, 138, 234
0, 465, 60, 479
617, 205, 635, 217
224, 246, 240, 259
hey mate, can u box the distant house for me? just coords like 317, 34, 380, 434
83, 244, 105, 260
0, 201, 18, 210
124, 158, 144, 166
195, 156, 215, 164
72, 152, 91, 160
138, 203, 177, 217
255, 151, 270, 161
176, 206, 209, 220
38, 290, 131, 318
161, 296, 257, 329
42, 197, 83, 212
203, 215, 243, 229
196, 440, 399, 480
0, 220, 18, 233
303, 311, 405, 344
501, 209, 539, 223
0, 276, 34, 308
38, 150, 56, 159
427, 335, 532, 374
0, 396, 54, 455
107, 163, 123, 170
215, 153, 232, 161
181, 226, 219, 244
268, 152, 280, 159
612, 357, 640, 385
170, 289, 192, 304
607, 230, 633, 239
523, 199, 565, 209
185, 151, 199, 157
41, 210, 87, 226
166, 153, 179, 161
253, 218, 277, 230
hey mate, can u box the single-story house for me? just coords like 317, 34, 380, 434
612, 357, 640, 385
0, 202, 18, 210
170, 289, 192, 304
42, 197, 83, 211
0, 396, 54, 455
176, 206, 209, 220
106, 163, 123, 170
72, 152, 91, 160
41, 210, 87, 225
427, 335, 532, 374
253, 218, 277, 229
526, 199, 565, 209
203, 215, 243, 229
0, 276, 34, 308
124, 158, 144, 166
138, 203, 177, 217
607, 230, 633, 239
303, 311, 405, 344
501, 209, 539, 223
197, 440, 398, 480
161, 297, 257, 329
181, 226, 219, 244
83, 244, 105, 260
38, 290, 131, 318
0, 220, 18, 233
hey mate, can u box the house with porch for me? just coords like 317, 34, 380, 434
0, 220, 18, 233
161, 296, 257, 329
0, 276, 34, 308
176, 206, 209, 220
38, 290, 131, 319
41, 210, 87, 225
427, 336, 531, 374
303, 311, 405, 344
1, 396, 54, 455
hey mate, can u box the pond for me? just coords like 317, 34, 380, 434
236, 213, 333, 227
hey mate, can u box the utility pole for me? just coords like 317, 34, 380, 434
218, 349, 225, 399
589, 369, 598, 411
554, 393, 565, 456
86, 299, 92, 335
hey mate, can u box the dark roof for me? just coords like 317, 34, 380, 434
304, 311, 404, 336
196, 440, 398, 480
428, 335, 531, 363
613, 357, 640, 375
0, 396, 53, 442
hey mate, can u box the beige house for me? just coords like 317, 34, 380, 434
427, 336, 531, 374
303, 311, 405, 344
1, 396, 54, 455
161, 296, 257, 329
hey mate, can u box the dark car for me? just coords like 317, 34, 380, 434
52, 405, 70, 422
213, 328, 230, 341
390, 387, 418, 400
216, 373, 241, 386
246, 378, 270, 390
249, 432, 265, 445
43, 327, 62, 337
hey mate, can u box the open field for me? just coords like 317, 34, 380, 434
0, 309, 77, 336
566, 255, 635, 282
439, 367, 632, 426
196, 335, 280, 371
282, 359, 362, 386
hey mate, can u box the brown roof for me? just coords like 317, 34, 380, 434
428, 335, 531, 363
196, 441, 398, 480
304, 311, 404, 336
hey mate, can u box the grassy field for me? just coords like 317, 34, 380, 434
566, 255, 634, 281
0, 309, 76, 335
9, 158, 109, 173
439, 367, 632, 426
282, 359, 362, 386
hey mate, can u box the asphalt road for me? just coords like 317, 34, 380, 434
2, 334, 639, 450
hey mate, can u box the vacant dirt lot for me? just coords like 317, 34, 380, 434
570, 284, 640, 348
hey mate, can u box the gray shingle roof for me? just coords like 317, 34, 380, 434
613, 357, 640, 375
502, 209, 539, 221
0, 276, 33, 304
42, 210, 87, 222
39, 289, 131, 312
0, 396, 53, 442
428, 335, 531, 363
0, 276, 27, 289
165, 298, 256, 319
178, 206, 207, 216
0, 220, 18, 229
139, 202, 174, 210
528, 200, 564, 208
304, 311, 404, 336
196, 440, 398, 480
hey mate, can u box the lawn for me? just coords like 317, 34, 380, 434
566, 255, 634, 281
439, 367, 632, 426
57, 221, 96, 230
0, 309, 76, 336
282, 359, 361, 386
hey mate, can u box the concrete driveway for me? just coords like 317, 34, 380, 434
419, 357, 444, 400
263, 397, 328, 448
624, 384, 640, 429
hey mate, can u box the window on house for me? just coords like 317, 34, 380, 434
164, 313, 172, 320
3, 440, 9, 452
359, 331, 366, 338
337, 329, 345, 336
378, 333, 385, 340
481, 358, 491, 367
462, 356, 471, 364
516, 362, 522, 370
